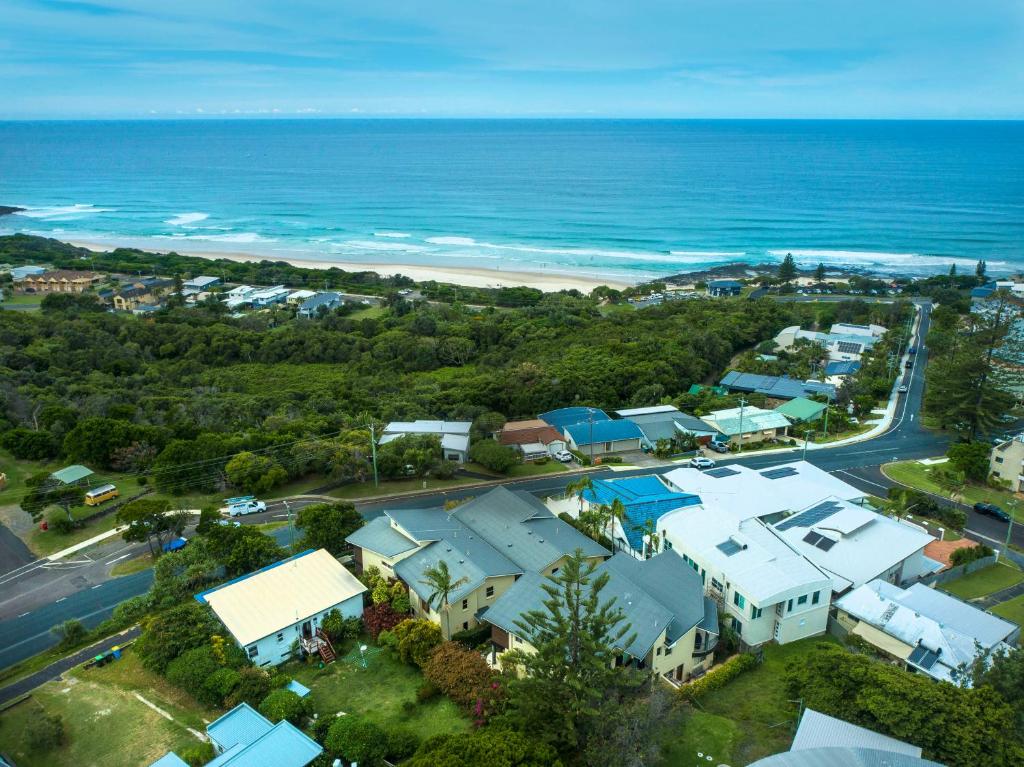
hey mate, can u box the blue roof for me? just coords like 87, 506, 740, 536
564, 418, 643, 446
206, 704, 322, 767
539, 407, 610, 431
971, 284, 997, 298
286, 679, 311, 698
824, 360, 862, 377
149, 754, 189, 767
583, 476, 701, 551
708, 279, 742, 288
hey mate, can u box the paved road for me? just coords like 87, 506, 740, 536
1, 300, 999, 673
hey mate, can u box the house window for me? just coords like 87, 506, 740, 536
381, 561, 392, 570
700, 568, 706, 583
798, 595, 808, 606
462, 622, 468, 631
751, 605, 762, 620
734, 620, 742, 636
664, 645, 673, 656
664, 539, 673, 550
682, 553, 691, 564
461, 599, 469, 610
551, 567, 559, 575
656, 647, 662, 656
812, 591, 821, 605
733, 591, 746, 609
486, 586, 495, 598
995, 456, 1004, 463
711, 578, 724, 592
421, 599, 429, 612
247, 645, 259, 658
787, 599, 794, 613
604, 442, 612, 451
276, 633, 284, 643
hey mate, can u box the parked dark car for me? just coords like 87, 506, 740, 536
973, 502, 1011, 523
707, 440, 730, 453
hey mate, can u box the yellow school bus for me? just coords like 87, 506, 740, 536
84, 484, 119, 506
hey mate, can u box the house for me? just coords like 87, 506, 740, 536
483, 553, 719, 684
497, 419, 568, 460
774, 396, 827, 425
661, 460, 867, 524
149, 702, 322, 767
226, 285, 257, 299
660, 504, 833, 646
706, 279, 742, 297
699, 405, 791, 445
183, 275, 220, 291
972, 282, 998, 300
720, 371, 837, 402
19, 270, 100, 293
771, 498, 937, 594
380, 419, 472, 463
747, 708, 941, 767
345, 486, 608, 638
195, 549, 366, 666
824, 359, 861, 385
287, 289, 317, 304
113, 278, 172, 311
990, 433, 1024, 492
834, 579, 1019, 684
613, 405, 724, 448
538, 406, 608, 432
49, 464, 94, 486
10, 265, 46, 281
574, 475, 701, 555
563, 418, 644, 456
297, 292, 342, 318
249, 285, 291, 307
773, 323, 886, 362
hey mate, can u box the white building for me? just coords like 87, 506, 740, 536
661, 505, 833, 645
183, 275, 221, 291
380, 419, 472, 463
991, 433, 1024, 492
773, 322, 887, 362
771, 498, 937, 594
699, 406, 791, 446
287, 289, 317, 304
249, 285, 290, 307
661, 461, 866, 523
196, 548, 366, 667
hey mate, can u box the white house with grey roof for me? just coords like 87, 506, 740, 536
772, 498, 937, 594
380, 419, 472, 463
699, 405, 792, 446
660, 505, 832, 646
483, 552, 719, 684
346, 486, 608, 638
834, 579, 1019, 684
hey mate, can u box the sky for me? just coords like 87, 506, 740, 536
1, 0, 1023, 119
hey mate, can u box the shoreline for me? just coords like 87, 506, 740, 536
66, 239, 634, 293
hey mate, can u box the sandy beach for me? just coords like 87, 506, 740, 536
67, 239, 633, 293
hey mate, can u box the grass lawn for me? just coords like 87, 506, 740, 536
883, 461, 1024, 521
110, 553, 156, 577
0, 294, 42, 310
507, 461, 570, 478
285, 644, 469, 741
942, 560, 1024, 600
660, 636, 838, 766
813, 423, 873, 444
992, 594, 1024, 626
327, 474, 478, 501
0, 650, 213, 767
347, 305, 386, 320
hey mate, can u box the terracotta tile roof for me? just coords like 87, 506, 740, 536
499, 423, 565, 446
924, 538, 977, 569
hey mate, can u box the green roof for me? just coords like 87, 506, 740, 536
50, 464, 94, 484
774, 397, 827, 423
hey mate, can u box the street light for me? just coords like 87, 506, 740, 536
801, 431, 815, 461
1005, 500, 1018, 552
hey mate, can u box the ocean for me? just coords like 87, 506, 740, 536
1, 119, 1022, 283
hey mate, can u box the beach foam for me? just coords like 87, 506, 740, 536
766, 248, 1004, 270
17, 203, 114, 220
165, 212, 210, 226
425, 236, 478, 246
373, 231, 412, 239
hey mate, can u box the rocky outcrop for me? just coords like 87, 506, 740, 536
0, 206, 25, 216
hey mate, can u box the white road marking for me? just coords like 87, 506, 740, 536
108, 554, 131, 564
55, 597, 66, 603
17, 611, 29, 618
91, 584, 103, 589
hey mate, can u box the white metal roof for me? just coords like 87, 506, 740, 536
662, 460, 864, 522
199, 549, 367, 646
613, 405, 680, 417
792, 709, 922, 756
383, 420, 472, 435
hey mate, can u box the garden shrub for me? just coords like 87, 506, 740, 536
167, 646, 223, 706
325, 715, 388, 767
320, 609, 361, 644
204, 667, 242, 705
51, 618, 86, 650
389, 619, 442, 667
135, 602, 219, 674
179, 742, 215, 767
362, 602, 406, 639
385, 728, 421, 762
450, 624, 491, 649
423, 641, 496, 711
950, 544, 994, 567
227, 667, 273, 708
680, 653, 757, 701
259, 689, 307, 724
416, 681, 440, 703
24, 713, 64, 752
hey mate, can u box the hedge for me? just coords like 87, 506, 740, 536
680, 653, 757, 701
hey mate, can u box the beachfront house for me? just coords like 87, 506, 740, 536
706, 279, 742, 297
380, 419, 472, 463
699, 405, 791, 446
773, 322, 886, 363
539, 407, 644, 457
19, 269, 100, 294
483, 553, 719, 685
770, 498, 936, 595
834, 580, 1019, 684
991, 433, 1024, 492
613, 405, 724, 449
297, 292, 342, 318
195, 549, 367, 666
287, 289, 317, 304
149, 702, 322, 767
346, 486, 608, 638
719, 371, 836, 403
773, 396, 827, 425
183, 275, 220, 291
824, 360, 862, 386
497, 419, 568, 460
249, 285, 290, 307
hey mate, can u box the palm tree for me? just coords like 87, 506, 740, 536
634, 518, 661, 559
565, 475, 594, 514
419, 560, 469, 638
599, 498, 627, 548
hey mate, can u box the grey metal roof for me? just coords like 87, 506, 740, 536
698, 597, 718, 634
451, 486, 608, 572
384, 507, 462, 543
792, 709, 923, 757
395, 539, 496, 604
345, 516, 418, 558
748, 748, 943, 767
720, 371, 837, 401
484, 552, 706, 661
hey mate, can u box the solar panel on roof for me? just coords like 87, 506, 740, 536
803, 531, 823, 546
704, 467, 740, 478
775, 501, 842, 531
908, 644, 941, 670
716, 539, 744, 556
801, 530, 837, 552
761, 467, 798, 480
836, 341, 863, 354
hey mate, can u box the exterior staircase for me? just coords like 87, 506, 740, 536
315, 628, 336, 663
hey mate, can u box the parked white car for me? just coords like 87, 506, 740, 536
689, 456, 716, 470
553, 449, 574, 463
223, 498, 267, 517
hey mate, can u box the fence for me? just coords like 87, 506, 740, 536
915, 554, 998, 588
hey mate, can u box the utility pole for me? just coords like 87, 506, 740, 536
737, 398, 748, 454
588, 410, 595, 465
369, 423, 379, 487
1005, 501, 1017, 552
802, 431, 814, 461
283, 500, 294, 550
